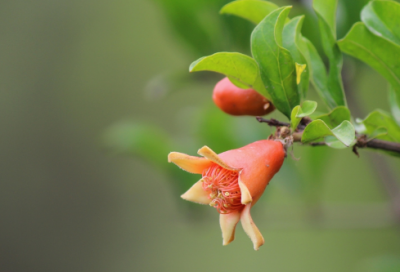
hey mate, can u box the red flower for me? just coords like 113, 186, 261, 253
168, 140, 285, 250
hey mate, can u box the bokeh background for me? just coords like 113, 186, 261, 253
1, 0, 400, 271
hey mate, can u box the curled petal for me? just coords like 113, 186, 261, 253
168, 152, 212, 174
219, 210, 241, 246
238, 177, 252, 205
181, 180, 211, 205
240, 204, 264, 250
197, 146, 239, 171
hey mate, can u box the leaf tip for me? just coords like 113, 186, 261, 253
280, 5, 293, 16
189, 57, 203, 72
219, 5, 227, 14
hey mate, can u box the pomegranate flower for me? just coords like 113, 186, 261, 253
168, 140, 285, 250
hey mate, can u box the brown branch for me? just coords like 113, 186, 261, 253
256, 117, 306, 131
365, 139, 400, 153
257, 117, 400, 155
355, 134, 400, 154
256, 117, 289, 127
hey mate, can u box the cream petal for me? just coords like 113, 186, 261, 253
240, 204, 264, 251
168, 152, 212, 174
197, 146, 238, 171
181, 180, 211, 205
219, 210, 241, 246
238, 177, 253, 205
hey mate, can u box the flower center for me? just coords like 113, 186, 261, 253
201, 163, 243, 214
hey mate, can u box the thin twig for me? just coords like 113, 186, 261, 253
256, 117, 289, 127
310, 142, 326, 147
256, 117, 306, 130
257, 117, 400, 155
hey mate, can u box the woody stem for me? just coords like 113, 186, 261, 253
256, 117, 400, 155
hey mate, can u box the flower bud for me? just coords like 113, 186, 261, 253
212, 77, 274, 116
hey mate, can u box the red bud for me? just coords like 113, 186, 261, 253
212, 77, 275, 116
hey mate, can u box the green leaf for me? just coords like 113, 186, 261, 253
315, 106, 351, 128
297, 101, 318, 118
389, 85, 400, 126
325, 124, 385, 149
338, 22, 400, 112
189, 52, 269, 99
368, 127, 388, 141
301, 120, 355, 146
324, 136, 350, 149
313, 0, 336, 37
290, 106, 301, 131
251, 7, 300, 119
313, 0, 346, 108
302, 37, 337, 109
290, 100, 317, 131
220, 0, 280, 25
361, 0, 400, 45
282, 16, 309, 99
357, 110, 400, 142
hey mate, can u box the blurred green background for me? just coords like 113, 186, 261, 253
1, 0, 400, 271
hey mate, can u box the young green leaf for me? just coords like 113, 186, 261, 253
338, 22, 400, 112
290, 101, 317, 131
189, 52, 269, 99
389, 85, 400, 126
313, 0, 347, 108
315, 106, 351, 129
297, 101, 318, 118
251, 7, 299, 119
220, 0, 280, 25
282, 16, 309, 99
361, 0, 400, 45
324, 136, 350, 149
290, 106, 301, 131
357, 110, 400, 142
301, 120, 355, 146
